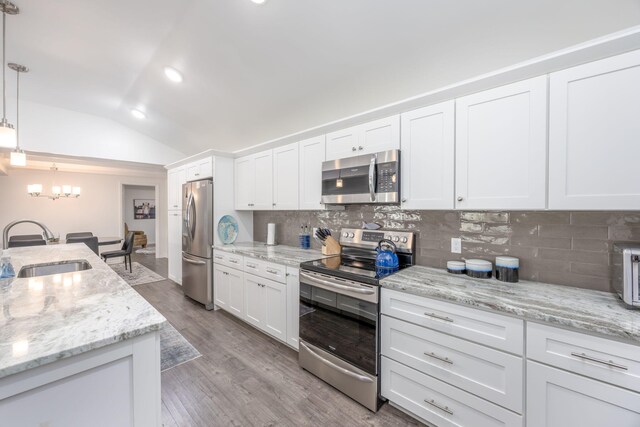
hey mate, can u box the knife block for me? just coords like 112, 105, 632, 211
322, 236, 342, 256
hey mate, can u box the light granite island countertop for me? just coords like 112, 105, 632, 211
214, 242, 330, 268
381, 265, 640, 344
0, 244, 166, 379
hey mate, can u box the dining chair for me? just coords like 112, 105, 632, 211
101, 232, 135, 273
66, 232, 94, 239
66, 236, 100, 256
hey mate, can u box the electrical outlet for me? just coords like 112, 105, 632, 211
451, 237, 462, 254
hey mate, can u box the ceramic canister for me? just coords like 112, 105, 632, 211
495, 256, 519, 283
447, 261, 466, 275
465, 259, 493, 279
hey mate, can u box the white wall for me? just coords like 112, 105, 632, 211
0, 168, 167, 257
18, 101, 186, 165
123, 185, 156, 245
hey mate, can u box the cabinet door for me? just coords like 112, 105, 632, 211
197, 157, 213, 179
549, 50, 640, 209
273, 143, 299, 210
168, 168, 186, 210
244, 274, 265, 329
234, 156, 255, 210
527, 361, 640, 427
401, 102, 455, 209
227, 267, 245, 319
186, 164, 199, 181
455, 76, 548, 209
213, 264, 228, 310
264, 279, 287, 342
359, 115, 400, 156
167, 211, 182, 284
253, 151, 274, 210
299, 136, 326, 210
326, 126, 359, 161
286, 268, 300, 350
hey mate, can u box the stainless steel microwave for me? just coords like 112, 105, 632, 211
612, 243, 640, 308
321, 149, 400, 204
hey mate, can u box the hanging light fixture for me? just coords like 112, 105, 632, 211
28, 163, 81, 200
0, 1, 18, 148
8, 62, 26, 166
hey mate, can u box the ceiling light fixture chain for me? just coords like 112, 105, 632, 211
9, 62, 27, 166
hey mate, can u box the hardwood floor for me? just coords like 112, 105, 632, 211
130, 253, 423, 427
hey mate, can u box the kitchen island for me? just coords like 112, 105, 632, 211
0, 244, 166, 427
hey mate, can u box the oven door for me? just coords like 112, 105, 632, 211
299, 270, 379, 375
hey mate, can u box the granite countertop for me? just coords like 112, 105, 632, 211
213, 242, 329, 268
381, 266, 640, 343
0, 244, 166, 379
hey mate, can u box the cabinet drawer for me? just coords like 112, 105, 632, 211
381, 357, 523, 427
213, 250, 243, 269
381, 289, 523, 355
381, 316, 523, 413
242, 258, 287, 283
243, 258, 261, 274
527, 361, 640, 427
527, 322, 640, 392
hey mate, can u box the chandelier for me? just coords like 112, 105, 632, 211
27, 164, 81, 200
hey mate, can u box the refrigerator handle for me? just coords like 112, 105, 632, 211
189, 194, 197, 242
185, 192, 193, 240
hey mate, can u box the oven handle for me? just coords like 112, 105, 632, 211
300, 342, 374, 383
300, 271, 375, 295
368, 154, 377, 202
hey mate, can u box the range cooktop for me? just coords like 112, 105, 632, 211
300, 254, 413, 286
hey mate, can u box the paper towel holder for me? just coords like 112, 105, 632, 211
266, 223, 277, 246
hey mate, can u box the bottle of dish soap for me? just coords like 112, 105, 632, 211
0, 255, 16, 287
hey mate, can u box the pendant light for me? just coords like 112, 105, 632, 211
8, 62, 26, 166
0, 1, 18, 148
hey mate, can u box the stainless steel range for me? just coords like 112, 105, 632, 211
298, 228, 415, 412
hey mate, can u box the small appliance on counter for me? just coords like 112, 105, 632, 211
298, 228, 415, 412
612, 242, 640, 308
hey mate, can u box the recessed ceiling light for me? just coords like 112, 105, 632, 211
164, 67, 183, 83
251, 0, 267, 4
131, 109, 146, 119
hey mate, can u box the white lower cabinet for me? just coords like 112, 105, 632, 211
244, 273, 287, 343
286, 268, 300, 350
213, 264, 228, 310
214, 263, 244, 319
167, 211, 182, 284
382, 357, 523, 427
526, 361, 640, 427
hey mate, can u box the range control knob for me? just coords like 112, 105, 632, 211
343, 232, 349, 238
348, 232, 355, 238
393, 236, 400, 243
402, 237, 408, 243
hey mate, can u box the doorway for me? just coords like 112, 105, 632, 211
121, 184, 158, 257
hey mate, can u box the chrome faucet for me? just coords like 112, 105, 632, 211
2, 220, 55, 249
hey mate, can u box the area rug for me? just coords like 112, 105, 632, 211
160, 323, 202, 371
110, 262, 165, 286
135, 247, 156, 255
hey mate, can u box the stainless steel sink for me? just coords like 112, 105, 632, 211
17, 260, 92, 278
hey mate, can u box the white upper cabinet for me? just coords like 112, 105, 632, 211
253, 151, 274, 210
326, 115, 400, 161
455, 76, 548, 210
167, 167, 186, 211
299, 136, 326, 210
549, 50, 640, 210
401, 101, 455, 210
186, 157, 213, 181
234, 155, 255, 210
273, 143, 299, 210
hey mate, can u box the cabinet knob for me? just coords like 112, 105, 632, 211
457, 196, 464, 202
358, 146, 363, 151
352, 147, 357, 151
402, 199, 407, 203
273, 203, 276, 207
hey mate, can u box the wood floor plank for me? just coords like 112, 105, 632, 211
131, 253, 423, 427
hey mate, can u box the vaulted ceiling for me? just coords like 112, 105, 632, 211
7, 0, 640, 157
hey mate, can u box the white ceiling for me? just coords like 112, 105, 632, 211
6, 0, 640, 156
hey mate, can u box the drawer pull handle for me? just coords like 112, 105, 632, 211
424, 312, 454, 323
424, 351, 453, 365
230, 260, 239, 264
247, 263, 257, 268
215, 256, 223, 260
424, 399, 453, 415
570, 352, 628, 370
266, 269, 279, 274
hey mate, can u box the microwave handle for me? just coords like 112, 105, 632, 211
369, 154, 377, 202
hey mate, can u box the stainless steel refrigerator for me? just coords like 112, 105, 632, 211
182, 179, 214, 310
